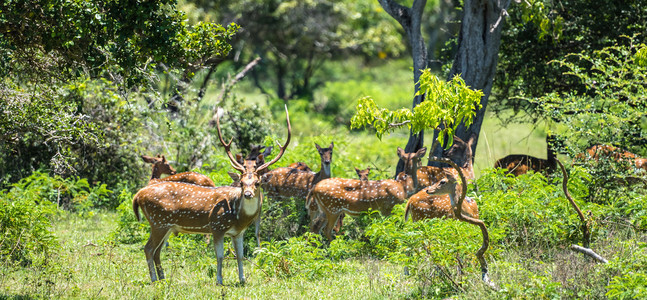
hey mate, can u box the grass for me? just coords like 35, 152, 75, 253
3, 209, 644, 299
0, 212, 419, 299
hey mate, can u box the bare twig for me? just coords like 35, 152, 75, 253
570, 245, 608, 263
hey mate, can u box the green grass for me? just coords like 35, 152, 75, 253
0, 212, 419, 299
3, 209, 644, 299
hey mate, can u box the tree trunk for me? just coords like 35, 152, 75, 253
428, 0, 511, 167
377, 0, 428, 175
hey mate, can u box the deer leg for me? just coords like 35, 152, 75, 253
232, 234, 246, 284
323, 212, 341, 241
213, 234, 225, 285
255, 195, 262, 247
153, 229, 174, 280
144, 227, 171, 282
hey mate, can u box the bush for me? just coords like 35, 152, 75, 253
254, 233, 350, 280
0, 175, 60, 265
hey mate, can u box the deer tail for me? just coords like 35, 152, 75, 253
404, 200, 411, 222
133, 196, 141, 222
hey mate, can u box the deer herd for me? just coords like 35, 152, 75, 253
133, 106, 646, 285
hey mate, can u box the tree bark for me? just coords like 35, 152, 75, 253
429, 0, 511, 166
378, 0, 428, 175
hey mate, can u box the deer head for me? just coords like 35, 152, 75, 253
217, 106, 291, 199
315, 142, 334, 177
355, 167, 371, 181
141, 154, 177, 180
397, 147, 426, 178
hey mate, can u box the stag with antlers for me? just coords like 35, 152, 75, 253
132, 105, 291, 284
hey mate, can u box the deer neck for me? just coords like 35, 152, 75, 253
151, 165, 161, 180
314, 163, 331, 184
234, 191, 262, 219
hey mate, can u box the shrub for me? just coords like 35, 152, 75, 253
254, 233, 350, 280
0, 175, 60, 265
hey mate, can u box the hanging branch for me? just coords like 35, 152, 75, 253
428, 156, 495, 289
557, 159, 607, 263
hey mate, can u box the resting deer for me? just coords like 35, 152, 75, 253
577, 144, 647, 172
308, 172, 415, 241
142, 154, 215, 187
494, 135, 557, 176
399, 135, 476, 192
288, 162, 312, 172
403, 135, 479, 221
405, 173, 479, 221
416, 157, 493, 286
132, 105, 290, 284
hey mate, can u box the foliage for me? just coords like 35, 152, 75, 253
0, 0, 237, 187
532, 37, 647, 154
110, 189, 149, 244
351, 69, 483, 143
254, 233, 350, 280
0, 0, 237, 85
494, 0, 647, 123
212, 0, 404, 99
0, 174, 60, 266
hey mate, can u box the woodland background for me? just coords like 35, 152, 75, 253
1, 0, 646, 298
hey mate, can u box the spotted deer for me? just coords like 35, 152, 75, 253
308, 172, 415, 240
494, 135, 557, 176
405, 171, 479, 222
355, 167, 371, 181
132, 105, 290, 284
414, 156, 493, 286
399, 135, 476, 191
401, 135, 479, 222
577, 144, 647, 172
142, 154, 215, 187
262, 142, 334, 232
313, 166, 372, 234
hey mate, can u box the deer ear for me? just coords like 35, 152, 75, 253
256, 154, 264, 164
261, 173, 272, 184
236, 153, 244, 163
397, 147, 405, 158
161, 155, 167, 162
367, 167, 371, 172
315, 143, 322, 151
141, 155, 157, 164
228, 172, 240, 182
416, 147, 427, 158
329, 142, 334, 149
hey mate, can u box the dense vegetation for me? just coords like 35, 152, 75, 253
1, 0, 646, 299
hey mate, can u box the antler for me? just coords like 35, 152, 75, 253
256, 104, 291, 172
216, 108, 246, 173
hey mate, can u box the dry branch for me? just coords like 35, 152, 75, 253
428, 156, 495, 289
570, 245, 608, 263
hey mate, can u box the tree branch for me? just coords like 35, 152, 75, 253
570, 245, 608, 263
